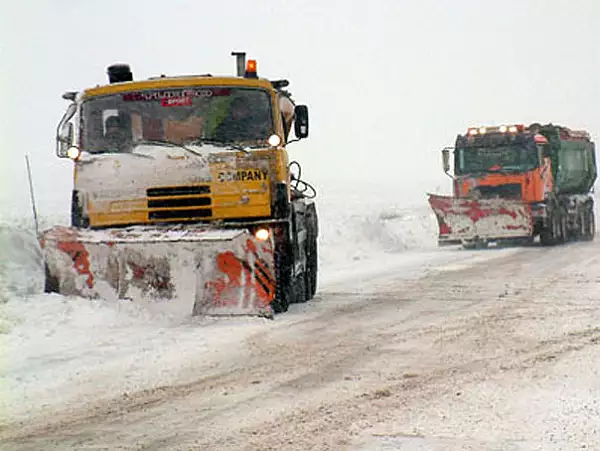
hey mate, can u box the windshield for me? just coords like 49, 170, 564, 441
455, 144, 539, 175
81, 87, 274, 153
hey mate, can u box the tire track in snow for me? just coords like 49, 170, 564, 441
3, 241, 600, 450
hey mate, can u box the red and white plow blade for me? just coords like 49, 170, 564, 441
40, 226, 276, 316
428, 194, 533, 243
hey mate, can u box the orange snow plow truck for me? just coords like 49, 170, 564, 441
42, 52, 318, 317
429, 123, 597, 249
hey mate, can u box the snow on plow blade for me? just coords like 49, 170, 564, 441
40, 226, 276, 317
428, 194, 533, 244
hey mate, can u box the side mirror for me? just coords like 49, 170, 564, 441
294, 105, 309, 139
57, 123, 74, 157
442, 147, 451, 174
56, 103, 77, 157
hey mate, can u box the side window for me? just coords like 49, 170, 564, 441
102, 109, 120, 135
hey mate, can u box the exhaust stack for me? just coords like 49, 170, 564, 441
231, 51, 246, 77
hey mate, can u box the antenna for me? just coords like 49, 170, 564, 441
25, 154, 40, 235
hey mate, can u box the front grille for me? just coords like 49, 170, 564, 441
149, 209, 212, 220
147, 185, 212, 222
148, 197, 211, 209
476, 183, 522, 199
147, 185, 210, 197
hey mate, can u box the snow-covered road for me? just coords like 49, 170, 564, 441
2, 195, 600, 450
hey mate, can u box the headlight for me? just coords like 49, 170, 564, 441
268, 134, 282, 147
67, 147, 81, 160
254, 227, 270, 241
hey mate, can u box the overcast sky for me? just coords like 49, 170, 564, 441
2, 0, 599, 219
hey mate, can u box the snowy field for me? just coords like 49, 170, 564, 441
1, 184, 600, 450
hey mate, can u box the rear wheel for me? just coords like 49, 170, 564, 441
583, 206, 595, 241
295, 273, 307, 304
541, 208, 564, 246
540, 226, 553, 246
304, 233, 318, 300
577, 209, 587, 240
558, 211, 568, 244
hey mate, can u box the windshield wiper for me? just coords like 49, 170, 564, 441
185, 138, 250, 153
134, 139, 207, 159
88, 148, 155, 159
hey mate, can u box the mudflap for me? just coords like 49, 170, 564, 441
427, 194, 534, 244
40, 225, 276, 317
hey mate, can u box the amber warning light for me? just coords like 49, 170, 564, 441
245, 59, 258, 78
467, 124, 525, 136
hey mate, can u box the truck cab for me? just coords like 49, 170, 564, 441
450, 125, 552, 204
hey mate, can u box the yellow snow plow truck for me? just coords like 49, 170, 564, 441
42, 52, 318, 317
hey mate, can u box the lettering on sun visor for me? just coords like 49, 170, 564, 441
218, 169, 269, 183
162, 97, 193, 107
123, 88, 231, 102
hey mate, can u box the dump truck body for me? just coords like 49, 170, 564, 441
429, 123, 596, 248
44, 55, 318, 316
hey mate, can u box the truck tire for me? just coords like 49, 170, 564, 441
577, 208, 586, 241
558, 211, 568, 244
70, 191, 89, 228
44, 263, 59, 293
540, 227, 553, 246
304, 233, 318, 300
304, 203, 318, 301
583, 206, 595, 241
295, 273, 308, 304
271, 244, 292, 313
541, 210, 559, 246
272, 272, 291, 313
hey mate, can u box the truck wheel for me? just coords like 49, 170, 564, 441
577, 209, 586, 240
44, 263, 59, 293
71, 191, 90, 228
271, 255, 292, 313
272, 277, 291, 313
540, 212, 556, 246
540, 228, 552, 246
583, 207, 595, 241
295, 274, 308, 304
558, 212, 568, 244
549, 209, 565, 245
304, 234, 318, 300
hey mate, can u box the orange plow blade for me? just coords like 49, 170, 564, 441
428, 194, 534, 245
40, 225, 276, 317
